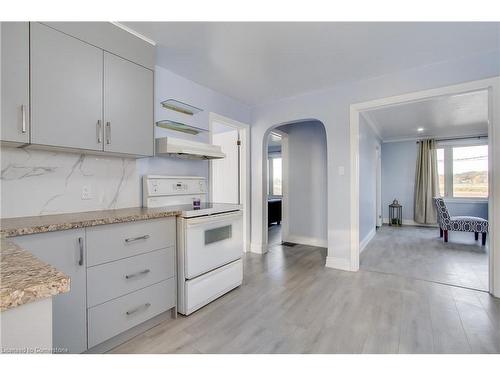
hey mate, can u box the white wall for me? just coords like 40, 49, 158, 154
250, 49, 500, 268
359, 117, 381, 246
0, 66, 251, 218
381, 140, 488, 222
381, 141, 418, 221
278, 121, 327, 247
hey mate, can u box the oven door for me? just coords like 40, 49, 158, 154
183, 210, 243, 279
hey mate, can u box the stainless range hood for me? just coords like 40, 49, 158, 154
155, 137, 225, 160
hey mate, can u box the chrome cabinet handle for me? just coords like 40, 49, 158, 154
124, 234, 150, 243
78, 237, 84, 266
21, 105, 27, 133
97, 120, 102, 143
105, 122, 111, 144
126, 303, 151, 316
125, 269, 150, 279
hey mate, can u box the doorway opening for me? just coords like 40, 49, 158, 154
209, 113, 250, 252
267, 130, 285, 247
263, 120, 328, 252
351, 78, 499, 295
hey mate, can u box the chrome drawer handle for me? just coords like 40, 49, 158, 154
105, 122, 111, 144
78, 237, 84, 266
21, 105, 27, 133
124, 234, 150, 243
125, 269, 150, 279
96, 120, 102, 143
126, 303, 151, 316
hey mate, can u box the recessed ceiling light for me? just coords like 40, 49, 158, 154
417, 127, 425, 132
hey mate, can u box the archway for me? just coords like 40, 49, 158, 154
260, 119, 328, 253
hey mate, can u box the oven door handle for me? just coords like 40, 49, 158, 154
185, 211, 242, 227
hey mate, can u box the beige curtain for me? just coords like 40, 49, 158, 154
414, 139, 439, 224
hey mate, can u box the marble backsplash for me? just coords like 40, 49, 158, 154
0, 147, 208, 218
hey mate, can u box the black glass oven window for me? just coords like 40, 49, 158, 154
205, 225, 232, 245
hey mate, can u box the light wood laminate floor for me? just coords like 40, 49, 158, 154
361, 225, 489, 291
268, 224, 282, 246
110, 241, 500, 354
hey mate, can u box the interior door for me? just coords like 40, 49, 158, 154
103, 52, 154, 156
30, 22, 103, 150
1, 22, 30, 144
211, 127, 240, 204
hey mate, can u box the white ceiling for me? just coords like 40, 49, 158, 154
124, 22, 499, 105
362, 90, 489, 142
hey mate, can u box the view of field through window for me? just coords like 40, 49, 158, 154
437, 144, 488, 198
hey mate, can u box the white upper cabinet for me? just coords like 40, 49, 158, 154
30, 22, 104, 151
104, 52, 154, 156
1, 22, 30, 144
5, 22, 154, 157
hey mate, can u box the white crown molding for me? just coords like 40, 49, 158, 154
111, 22, 156, 46
360, 112, 382, 141
382, 132, 489, 144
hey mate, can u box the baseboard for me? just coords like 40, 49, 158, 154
360, 228, 376, 253
284, 234, 327, 248
250, 242, 267, 254
382, 217, 438, 228
325, 256, 352, 271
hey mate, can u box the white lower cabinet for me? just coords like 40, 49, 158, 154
86, 246, 175, 307
12, 229, 87, 354
88, 278, 175, 348
85, 218, 176, 350
11, 217, 176, 353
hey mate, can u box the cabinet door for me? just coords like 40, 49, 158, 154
1, 22, 30, 144
103, 52, 153, 156
13, 229, 87, 354
30, 22, 103, 151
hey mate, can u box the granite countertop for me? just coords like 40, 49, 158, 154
0, 206, 182, 238
0, 238, 70, 312
0, 206, 183, 311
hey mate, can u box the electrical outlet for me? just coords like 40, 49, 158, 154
82, 185, 92, 200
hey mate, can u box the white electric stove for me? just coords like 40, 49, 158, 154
142, 175, 243, 315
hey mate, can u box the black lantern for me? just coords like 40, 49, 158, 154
389, 199, 402, 226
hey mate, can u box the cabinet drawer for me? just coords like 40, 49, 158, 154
87, 247, 175, 307
86, 217, 175, 266
88, 278, 175, 348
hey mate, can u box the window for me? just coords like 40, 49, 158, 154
437, 141, 488, 199
268, 155, 282, 196
452, 145, 488, 198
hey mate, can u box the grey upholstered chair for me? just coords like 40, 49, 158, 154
433, 197, 488, 245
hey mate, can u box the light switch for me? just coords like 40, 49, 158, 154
338, 166, 345, 176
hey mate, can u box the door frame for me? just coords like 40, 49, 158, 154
349, 77, 500, 297
208, 112, 251, 252
267, 129, 289, 246
375, 145, 382, 228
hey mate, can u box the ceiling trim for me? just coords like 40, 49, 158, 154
360, 112, 382, 140
111, 22, 157, 46
382, 132, 489, 144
